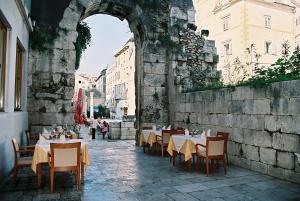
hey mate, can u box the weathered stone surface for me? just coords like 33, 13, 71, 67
271, 98, 289, 115
243, 145, 259, 161
253, 131, 272, 148
268, 165, 285, 180
260, 148, 276, 165
250, 160, 268, 174
174, 81, 300, 183
272, 133, 300, 152
277, 151, 295, 170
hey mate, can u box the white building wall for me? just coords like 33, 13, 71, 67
0, 0, 31, 182
105, 39, 135, 119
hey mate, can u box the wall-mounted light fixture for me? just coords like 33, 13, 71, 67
29, 14, 37, 28
201, 29, 209, 37
187, 23, 197, 31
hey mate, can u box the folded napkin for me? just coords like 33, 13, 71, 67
162, 126, 166, 130
39, 134, 46, 141
207, 129, 211, 136
43, 128, 49, 134
152, 125, 156, 130
200, 131, 206, 138
60, 135, 66, 141
166, 125, 171, 130
57, 126, 63, 133
184, 129, 189, 136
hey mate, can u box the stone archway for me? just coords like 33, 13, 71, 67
28, 0, 218, 137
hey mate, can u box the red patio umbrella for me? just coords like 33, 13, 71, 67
73, 88, 84, 124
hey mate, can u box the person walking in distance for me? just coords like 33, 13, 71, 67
91, 116, 100, 139
100, 121, 109, 140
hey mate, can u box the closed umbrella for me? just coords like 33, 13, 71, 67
73, 88, 84, 124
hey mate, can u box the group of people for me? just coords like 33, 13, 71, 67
90, 117, 109, 140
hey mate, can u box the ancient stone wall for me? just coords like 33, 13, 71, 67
28, 0, 219, 140
176, 30, 219, 90
174, 80, 300, 184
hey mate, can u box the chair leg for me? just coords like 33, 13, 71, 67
143, 142, 145, 153
206, 158, 209, 176
50, 170, 54, 193
223, 158, 227, 175
226, 152, 229, 167
196, 156, 200, 172
161, 146, 163, 159
81, 162, 85, 182
13, 166, 18, 184
77, 169, 81, 190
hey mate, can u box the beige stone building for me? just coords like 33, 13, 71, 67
194, 0, 296, 83
106, 38, 135, 119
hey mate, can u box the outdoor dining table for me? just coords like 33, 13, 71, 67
31, 138, 90, 187
167, 135, 206, 171
139, 130, 162, 152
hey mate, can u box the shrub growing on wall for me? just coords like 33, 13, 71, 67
74, 22, 91, 69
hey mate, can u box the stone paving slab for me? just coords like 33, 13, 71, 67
0, 128, 300, 201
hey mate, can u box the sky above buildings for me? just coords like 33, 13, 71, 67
76, 14, 133, 75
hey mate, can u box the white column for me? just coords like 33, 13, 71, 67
90, 92, 94, 118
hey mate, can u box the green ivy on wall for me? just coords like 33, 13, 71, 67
29, 26, 59, 52
74, 22, 91, 70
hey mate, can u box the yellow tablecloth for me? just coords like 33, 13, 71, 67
167, 135, 206, 161
139, 130, 162, 147
31, 139, 90, 173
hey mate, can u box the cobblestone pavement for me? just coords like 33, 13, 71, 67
1, 128, 300, 201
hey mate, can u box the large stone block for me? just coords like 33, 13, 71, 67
227, 141, 242, 156
289, 98, 300, 115
264, 115, 280, 132
249, 115, 265, 130
121, 122, 135, 128
232, 86, 254, 100
232, 115, 249, 129
189, 113, 197, 124
144, 87, 155, 96
230, 100, 245, 114
284, 169, 300, 184
272, 133, 300, 152
144, 74, 166, 87
250, 160, 268, 174
271, 98, 289, 115
243, 129, 255, 145
296, 157, 300, 173
253, 131, 272, 148
151, 63, 167, 75
252, 100, 270, 115
260, 148, 276, 165
230, 128, 244, 143
287, 80, 300, 97
267, 165, 285, 180
243, 145, 259, 161
277, 151, 295, 170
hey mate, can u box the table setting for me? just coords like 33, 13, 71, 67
31, 125, 90, 187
